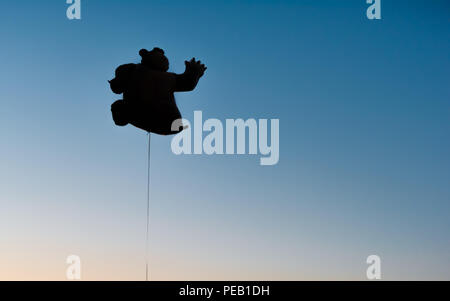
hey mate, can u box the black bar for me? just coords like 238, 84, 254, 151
1, 281, 448, 299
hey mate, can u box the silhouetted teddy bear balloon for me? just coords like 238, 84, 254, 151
109, 47, 206, 135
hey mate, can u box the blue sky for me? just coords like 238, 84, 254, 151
0, 0, 449, 280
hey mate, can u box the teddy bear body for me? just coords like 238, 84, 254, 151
110, 48, 206, 135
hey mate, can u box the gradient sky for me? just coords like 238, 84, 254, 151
0, 0, 449, 280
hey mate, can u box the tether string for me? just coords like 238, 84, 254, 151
145, 132, 151, 281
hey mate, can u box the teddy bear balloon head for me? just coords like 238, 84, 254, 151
139, 47, 169, 72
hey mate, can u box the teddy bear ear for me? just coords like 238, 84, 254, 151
139, 49, 148, 57
152, 47, 165, 54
